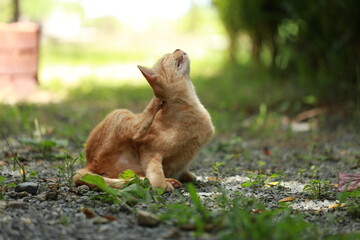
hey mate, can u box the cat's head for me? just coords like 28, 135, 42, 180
137, 49, 190, 98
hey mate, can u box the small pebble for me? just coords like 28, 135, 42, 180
76, 185, 90, 195
76, 197, 87, 204
0, 200, 7, 210
46, 191, 58, 200
20, 217, 33, 224
163, 228, 182, 239
36, 192, 47, 201
7, 191, 17, 198
15, 191, 30, 198
98, 225, 112, 232
137, 210, 160, 227
7, 191, 30, 199
91, 216, 109, 224
6, 201, 29, 209
47, 182, 59, 191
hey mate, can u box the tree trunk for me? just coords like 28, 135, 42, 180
228, 33, 237, 64
252, 38, 261, 65
228, 33, 238, 81
270, 34, 278, 69
12, 0, 20, 22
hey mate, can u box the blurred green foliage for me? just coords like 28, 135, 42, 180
0, 0, 16, 22
0, 0, 358, 142
0, 0, 82, 22
213, 0, 360, 103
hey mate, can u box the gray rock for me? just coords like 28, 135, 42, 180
76, 185, 90, 195
14, 191, 30, 199
137, 210, 160, 227
15, 182, 39, 195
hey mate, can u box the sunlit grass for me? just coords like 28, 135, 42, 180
39, 42, 225, 92
40, 41, 149, 66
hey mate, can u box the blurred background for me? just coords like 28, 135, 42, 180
0, 0, 359, 144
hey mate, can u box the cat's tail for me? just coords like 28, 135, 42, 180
73, 168, 129, 189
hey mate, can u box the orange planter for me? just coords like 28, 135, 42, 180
0, 22, 40, 101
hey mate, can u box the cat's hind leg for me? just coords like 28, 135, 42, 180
73, 168, 180, 190
73, 168, 129, 189
133, 97, 164, 141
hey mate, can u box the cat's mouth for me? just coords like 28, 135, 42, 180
176, 52, 187, 70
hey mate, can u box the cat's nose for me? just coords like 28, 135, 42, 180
174, 49, 187, 55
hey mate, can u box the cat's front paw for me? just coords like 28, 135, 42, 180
154, 98, 165, 111
166, 178, 182, 188
151, 180, 173, 191
151, 178, 181, 191
163, 179, 182, 191
164, 181, 174, 191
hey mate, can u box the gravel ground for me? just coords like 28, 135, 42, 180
1, 127, 360, 239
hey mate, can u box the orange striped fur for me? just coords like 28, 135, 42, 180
73, 49, 214, 191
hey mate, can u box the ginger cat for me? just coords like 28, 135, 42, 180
73, 49, 214, 191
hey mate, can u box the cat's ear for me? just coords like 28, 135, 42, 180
137, 66, 157, 86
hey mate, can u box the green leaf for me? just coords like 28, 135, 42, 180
247, 174, 255, 179
138, 177, 151, 189
80, 174, 120, 196
241, 181, 255, 188
80, 173, 157, 206
0, 176, 5, 183
127, 177, 141, 186
122, 184, 150, 200
160, 203, 195, 225
41, 140, 57, 148
119, 169, 136, 180
347, 190, 360, 198
257, 161, 266, 167
154, 187, 165, 195
80, 174, 106, 188
19, 138, 68, 150
28, 170, 38, 177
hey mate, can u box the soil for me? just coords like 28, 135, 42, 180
1, 127, 360, 239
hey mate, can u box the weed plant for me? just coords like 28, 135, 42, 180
56, 152, 82, 188
1, 132, 28, 182
304, 180, 332, 199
